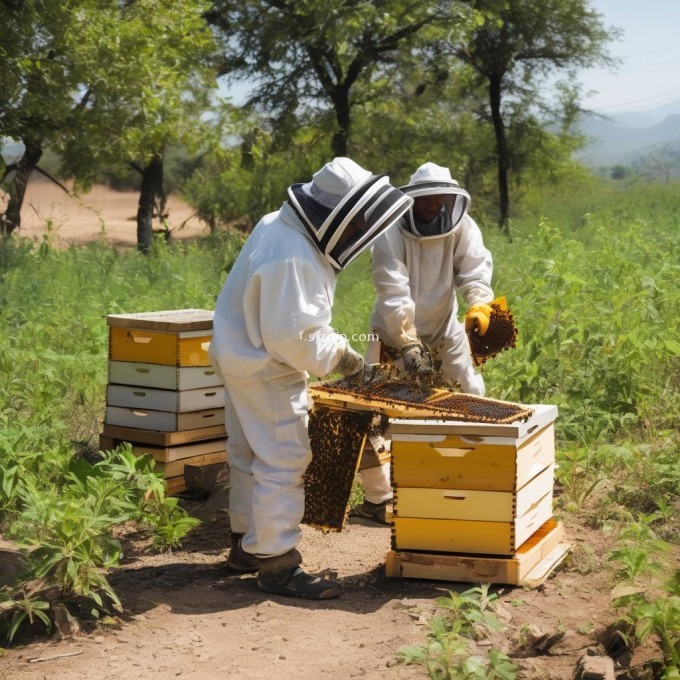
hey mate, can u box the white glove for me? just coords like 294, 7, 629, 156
458, 369, 485, 397
335, 346, 365, 378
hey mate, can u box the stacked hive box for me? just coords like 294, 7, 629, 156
386, 404, 569, 585
99, 309, 227, 495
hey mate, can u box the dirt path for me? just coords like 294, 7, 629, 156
11, 179, 210, 248
2, 509, 634, 680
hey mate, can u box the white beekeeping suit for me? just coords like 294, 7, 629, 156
357, 162, 493, 521
369, 162, 493, 393
209, 157, 412, 600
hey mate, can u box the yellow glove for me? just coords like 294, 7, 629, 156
465, 302, 493, 335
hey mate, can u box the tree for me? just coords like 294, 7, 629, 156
0, 0, 113, 237
1, 0, 219, 250
450, 0, 617, 229
57, 0, 219, 252
207, 1, 475, 157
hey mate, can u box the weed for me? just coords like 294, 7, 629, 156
396, 585, 517, 679
608, 518, 679, 675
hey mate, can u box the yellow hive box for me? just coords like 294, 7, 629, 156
107, 309, 214, 367
109, 327, 212, 366
391, 491, 553, 556
106, 384, 223, 413
109, 361, 221, 390
391, 404, 556, 492
394, 465, 553, 522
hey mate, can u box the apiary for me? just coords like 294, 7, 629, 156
308, 379, 568, 585
99, 310, 227, 495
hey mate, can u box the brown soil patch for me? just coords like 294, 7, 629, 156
9, 179, 210, 248
1, 507, 651, 680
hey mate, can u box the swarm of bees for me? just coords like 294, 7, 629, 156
303, 406, 372, 531
467, 301, 518, 367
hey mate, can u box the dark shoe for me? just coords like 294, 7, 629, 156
257, 567, 341, 600
353, 500, 392, 525
227, 533, 259, 573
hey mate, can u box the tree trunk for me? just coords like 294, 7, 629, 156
331, 86, 351, 157
1, 140, 43, 238
136, 154, 164, 253
488, 73, 510, 232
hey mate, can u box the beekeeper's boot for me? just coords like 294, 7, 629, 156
226, 533, 260, 573
257, 549, 341, 600
353, 499, 392, 525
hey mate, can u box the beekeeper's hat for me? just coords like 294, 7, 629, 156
288, 157, 413, 270
399, 162, 471, 236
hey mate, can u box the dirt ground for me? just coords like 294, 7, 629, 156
2, 508, 639, 680
11, 179, 210, 248
0, 184, 660, 679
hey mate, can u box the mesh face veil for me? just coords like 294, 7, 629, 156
399, 168, 472, 238
288, 174, 413, 270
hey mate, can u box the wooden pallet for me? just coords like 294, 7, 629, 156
385, 519, 569, 586
100, 423, 226, 447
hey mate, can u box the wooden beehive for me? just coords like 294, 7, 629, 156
390, 406, 557, 557
101, 310, 227, 494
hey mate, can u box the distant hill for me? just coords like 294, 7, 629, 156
576, 99, 680, 168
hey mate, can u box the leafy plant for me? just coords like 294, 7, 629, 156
0, 594, 52, 644
396, 585, 516, 679
608, 518, 679, 676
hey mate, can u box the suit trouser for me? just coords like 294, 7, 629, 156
217, 368, 311, 558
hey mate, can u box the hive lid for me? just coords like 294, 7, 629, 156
390, 404, 558, 439
106, 309, 214, 331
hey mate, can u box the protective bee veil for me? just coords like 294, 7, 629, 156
287, 158, 412, 270
399, 162, 471, 238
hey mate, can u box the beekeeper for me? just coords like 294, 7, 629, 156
355, 162, 494, 524
209, 157, 412, 600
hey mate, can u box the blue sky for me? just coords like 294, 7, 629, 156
577, 0, 680, 113
220, 1, 680, 117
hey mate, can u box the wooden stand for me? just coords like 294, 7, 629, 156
385, 519, 569, 586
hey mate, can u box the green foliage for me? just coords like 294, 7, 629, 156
0, 233, 241, 641
607, 519, 680, 675
208, 1, 475, 156
396, 585, 517, 680
0, 594, 51, 644
482, 185, 680, 445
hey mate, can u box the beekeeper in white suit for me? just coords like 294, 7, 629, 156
355, 162, 494, 524
209, 157, 412, 599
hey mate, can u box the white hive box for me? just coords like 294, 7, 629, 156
108, 362, 221, 391
106, 384, 224, 413
102, 309, 227, 493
